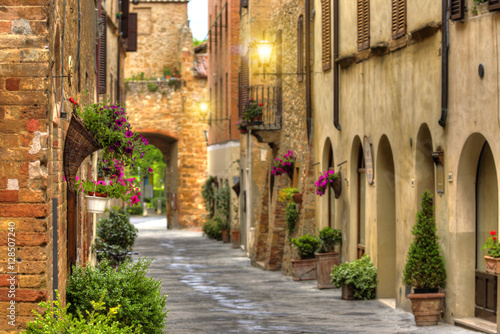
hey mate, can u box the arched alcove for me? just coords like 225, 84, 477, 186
415, 124, 435, 201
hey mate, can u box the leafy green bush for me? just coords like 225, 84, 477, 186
94, 207, 138, 264
127, 203, 143, 216
201, 176, 216, 219
285, 202, 299, 235
216, 185, 231, 224
23, 291, 141, 334
202, 217, 222, 240
150, 197, 166, 213
331, 255, 377, 300
291, 235, 320, 259
67, 258, 167, 334
317, 227, 342, 253
402, 190, 446, 289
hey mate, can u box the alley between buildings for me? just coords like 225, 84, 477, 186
131, 216, 475, 334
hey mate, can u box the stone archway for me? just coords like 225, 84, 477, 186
321, 138, 335, 229
415, 124, 435, 201
376, 135, 396, 298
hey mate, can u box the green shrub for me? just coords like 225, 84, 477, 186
201, 176, 216, 219
285, 202, 299, 235
127, 203, 143, 216
317, 227, 342, 253
94, 208, 138, 264
291, 235, 320, 259
147, 82, 158, 92
202, 218, 222, 240
331, 255, 377, 300
402, 190, 446, 289
67, 258, 167, 334
150, 197, 166, 213
24, 291, 141, 334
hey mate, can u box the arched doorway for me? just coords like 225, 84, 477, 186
350, 136, 365, 260
456, 134, 499, 321
376, 135, 396, 298
322, 138, 335, 228
416, 124, 435, 199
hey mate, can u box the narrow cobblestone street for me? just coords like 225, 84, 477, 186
131, 216, 475, 334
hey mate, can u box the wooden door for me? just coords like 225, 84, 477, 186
475, 271, 497, 322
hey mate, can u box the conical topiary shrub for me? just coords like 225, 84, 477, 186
403, 190, 446, 290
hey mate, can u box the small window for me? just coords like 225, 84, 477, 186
450, 0, 464, 20
489, 0, 500, 11
357, 0, 369, 51
391, 0, 406, 39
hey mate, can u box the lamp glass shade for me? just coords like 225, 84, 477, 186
256, 40, 273, 66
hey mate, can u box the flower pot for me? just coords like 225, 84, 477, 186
240, 128, 247, 134
85, 193, 108, 214
407, 292, 445, 326
342, 284, 355, 300
331, 171, 342, 198
315, 252, 340, 289
252, 115, 263, 125
221, 229, 230, 243
292, 193, 302, 204
484, 256, 500, 274
231, 230, 240, 248
291, 258, 317, 281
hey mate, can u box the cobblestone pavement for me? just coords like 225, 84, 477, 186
131, 217, 476, 334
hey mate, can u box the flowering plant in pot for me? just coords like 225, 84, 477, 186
315, 169, 341, 198
271, 151, 296, 176
402, 190, 446, 326
242, 99, 263, 124
481, 230, 500, 274
290, 235, 320, 281
74, 100, 149, 167
236, 119, 249, 133
315, 227, 342, 289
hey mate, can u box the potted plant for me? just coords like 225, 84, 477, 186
236, 119, 249, 134
315, 227, 342, 289
290, 235, 320, 281
279, 187, 299, 235
481, 230, 500, 274
271, 151, 296, 177
242, 99, 263, 124
315, 169, 341, 198
172, 68, 181, 78
163, 68, 172, 80
402, 190, 446, 326
330, 255, 377, 300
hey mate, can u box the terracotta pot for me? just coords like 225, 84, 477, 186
87, 192, 107, 197
231, 230, 240, 248
252, 115, 263, 124
221, 229, 230, 243
291, 258, 317, 281
342, 284, 355, 300
240, 128, 247, 134
484, 256, 500, 274
292, 193, 302, 204
407, 292, 445, 326
315, 252, 340, 289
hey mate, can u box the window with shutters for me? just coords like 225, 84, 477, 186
321, 0, 331, 70
297, 15, 304, 82
357, 0, 369, 51
99, 10, 107, 95
126, 13, 137, 52
239, 55, 249, 117
450, 0, 464, 20
489, 0, 500, 11
391, 0, 406, 40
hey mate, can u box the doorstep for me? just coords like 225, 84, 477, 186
455, 317, 497, 334
255, 261, 266, 270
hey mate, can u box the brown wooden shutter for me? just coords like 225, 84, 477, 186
297, 15, 304, 82
489, 0, 500, 10
240, 0, 248, 9
450, 0, 464, 20
391, 0, 406, 39
357, 0, 369, 51
121, 0, 130, 38
239, 55, 249, 117
126, 13, 137, 52
321, 0, 331, 71
99, 10, 107, 95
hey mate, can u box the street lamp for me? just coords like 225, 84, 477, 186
256, 40, 274, 79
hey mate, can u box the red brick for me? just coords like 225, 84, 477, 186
0, 302, 43, 317
0, 219, 48, 233
0, 22, 10, 34
0, 260, 47, 275
0, 204, 47, 218
0, 191, 18, 203
5, 79, 19, 92
18, 189, 44, 203
0, 275, 18, 287
0, 289, 46, 302
0, 107, 4, 120
19, 106, 47, 119
0, 232, 48, 247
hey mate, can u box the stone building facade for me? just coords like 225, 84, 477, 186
0, 0, 126, 331
206, 0, 241, 237
311, 0, 500, 331
125, 2, 207, 229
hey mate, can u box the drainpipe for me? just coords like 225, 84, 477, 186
305, 0, 312, 140
117, 0, 122, 103
438, 0, 449, 128
333, 0, 340, 130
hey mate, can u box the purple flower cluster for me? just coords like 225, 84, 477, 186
315, 170, 339, 196
271, 151, 296, 176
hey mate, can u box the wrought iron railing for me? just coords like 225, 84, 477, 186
242, 85, 282, 129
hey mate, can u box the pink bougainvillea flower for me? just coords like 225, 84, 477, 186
148, 167, 153, 173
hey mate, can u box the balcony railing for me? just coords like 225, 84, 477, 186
243, 85, 282, 130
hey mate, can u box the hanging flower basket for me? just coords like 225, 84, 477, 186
332, 170, 342, 198
315, 169, 340, 198
85, 192, 108, 214
272, 151, 296, 177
